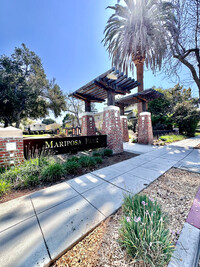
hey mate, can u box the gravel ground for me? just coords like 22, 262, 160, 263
53, 168, 200, 267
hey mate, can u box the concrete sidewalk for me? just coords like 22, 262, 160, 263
0, 136, 200, 267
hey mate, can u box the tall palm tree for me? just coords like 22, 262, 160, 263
103, 0, 174, 113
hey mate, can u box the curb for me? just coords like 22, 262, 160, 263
168, 223, 200, 267
168, 187, 200, 267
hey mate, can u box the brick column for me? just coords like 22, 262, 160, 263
81, 112, 96, 136
138, 112, 153, 145
0, 127, 24, 168
120, 116, 129, 142
102, 106, 123, 154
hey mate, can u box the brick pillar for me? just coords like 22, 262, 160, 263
120, 116, 129, 142
102, 106, 123, 154
81, 112, 96, 136
0, 127, 24, 168
138, 112, 153, 145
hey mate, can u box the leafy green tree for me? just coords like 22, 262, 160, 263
0, 44, 66, 128
173, 101, 200, 136
103, 0, 174, 112
42, 118, 56, 125
148, 84, 198, 132
148, 88, 172, 130
62, 113, 76, 127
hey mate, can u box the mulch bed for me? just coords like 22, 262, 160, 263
0, 151, 137, 204
52, 168, 200, 267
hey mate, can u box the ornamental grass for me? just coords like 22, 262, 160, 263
118, 194, 174, 267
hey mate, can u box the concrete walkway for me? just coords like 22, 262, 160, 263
0, 136, 200, 267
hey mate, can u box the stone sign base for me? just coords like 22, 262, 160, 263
138, 112, 153, 145
81, 112, 96, 136
102, 106, 123, 154
120, 116, 129, 142
0, 127, 24, 168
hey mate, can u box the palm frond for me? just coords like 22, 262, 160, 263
103, 0, 175, 74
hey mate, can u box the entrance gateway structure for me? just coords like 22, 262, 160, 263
69, 67, 163, 153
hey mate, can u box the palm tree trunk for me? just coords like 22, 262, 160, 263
133, 57, 146, 114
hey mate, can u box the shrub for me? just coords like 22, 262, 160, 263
173, 102, 200, 137
119, 194, 174, 266
92, 151, 102, 157
78, 156, 97, 168
102, 148, 113, 157
131, 138, 137, 143
1, 167, 21, 183
0, 179, 11, 197
63, 161, 81, 174
23, 175, 40, 187
93, 156, 103, 164
159, 134, 186, 143
67, 156, 79, 162
41, 162, 65, 182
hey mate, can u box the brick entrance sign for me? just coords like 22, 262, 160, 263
138, 112, 153, 145
81, 112, 96, 136
102, 106, 123, 153
120, 116, 129, 142
0, 127, 24, 168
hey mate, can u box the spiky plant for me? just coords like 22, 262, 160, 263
103, 0, 174, 112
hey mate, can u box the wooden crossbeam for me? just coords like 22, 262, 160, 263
73, 92, 105, 102
94, 80, 125, 95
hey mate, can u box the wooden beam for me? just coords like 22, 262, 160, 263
85, 100, 91, 112
107, 89, 115, 106
123, 81, 140, 90
120, 106, 125, 115
94, 80, 126, 95
136, 95, 148, 102
75, 92, 105, 102
142, 101, 147, 112
69, 67, 115, 97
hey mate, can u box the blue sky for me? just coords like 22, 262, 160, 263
0, 0, 198, 122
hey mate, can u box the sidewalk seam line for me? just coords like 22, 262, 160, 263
30, 197, 52, 261
67, 185, 107, 218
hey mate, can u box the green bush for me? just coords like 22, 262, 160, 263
159, 134, 186, 143
173, 102, 200, 137
131, 138, 137, 143
78, 156, 97, 168
92, 151, 102, 157
119, 194, 174, 266
0, 179, 11, 197
67, 156, 79, 162
102, 148, 113, 157
23, 175, 40, 187
1, 167, 21, 183
63, 161, 81, 174
41, 162, 65, 182
93, 156, 103, 164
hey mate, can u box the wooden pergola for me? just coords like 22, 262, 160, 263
69, 67, 140, 111
115, 88, 164, 114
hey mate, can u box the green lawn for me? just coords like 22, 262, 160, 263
23, 134, 51, 138
159, 134, 187, 143
195, 132, 200, 136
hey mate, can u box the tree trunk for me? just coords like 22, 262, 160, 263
15, 120, 21, 128
4, 119, 8, 128
15, 112, 22, 128
133, 56, 145, 114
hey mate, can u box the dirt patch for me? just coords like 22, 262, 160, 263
0, 151, 137, 204
53, 168, 200, 267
